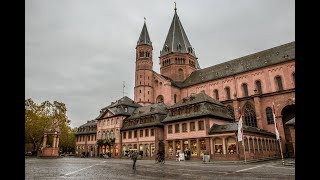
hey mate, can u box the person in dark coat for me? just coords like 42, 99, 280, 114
131, 151, 138, 170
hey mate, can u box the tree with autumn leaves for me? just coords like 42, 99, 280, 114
25, 98, 76, 154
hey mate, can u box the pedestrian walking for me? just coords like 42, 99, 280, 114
131, 151, 138, 170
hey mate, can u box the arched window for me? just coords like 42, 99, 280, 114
174, 94, 177, 103
255, 80, 262, 95
178, 69, 184, 81
243, 102, 257, 127
275, 76, 283, 91
226, 105, 235, 121
214, 89, 219, 100
225, 87, 231, 100
242, 83, 249, 97
266, 107, 274, 124
156, 95, 164, 103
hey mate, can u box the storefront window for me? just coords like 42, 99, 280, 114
227, 137, 236, 154
168, 141, 173, 156
183, 140, 189, 151
175, 141, 181, 150
151, 143, 155, 157
214, 138, 222, 154
191, 139, 197, 156
200, 139, 206, 156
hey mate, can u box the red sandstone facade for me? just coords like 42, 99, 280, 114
131, 8, 295, 161
77, 7, 295, 161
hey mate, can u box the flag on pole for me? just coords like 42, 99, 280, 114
272, 103, 280, 140
237, 111, 243, 142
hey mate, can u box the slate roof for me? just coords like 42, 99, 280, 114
173, 41, 295, 88
121, 103, 168, 131
208, 123, 275, 136
96, 96, 141, 119
285, 117, 295, 126
127, 103, 168, 120
137, 22, 152, 46
160, 9, 200, 69
75, 120, 97, 135
170, 91, 224, 108
162, 92, 233, 123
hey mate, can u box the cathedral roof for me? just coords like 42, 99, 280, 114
160, 9, 199, 68
137, 21, 152, 46
208, 123, 275, 136
174, 41, 295, 88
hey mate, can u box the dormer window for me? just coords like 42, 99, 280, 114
124, 107, 128, 112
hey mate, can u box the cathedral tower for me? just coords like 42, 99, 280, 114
159, 6, 200, 82
134, 20, 154, 106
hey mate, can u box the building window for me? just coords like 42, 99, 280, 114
214, 89, 219, 100
151, 129, 154, 136
198, 121, 204, 130
140, 51, 144, 57
266, 107, 274, 124
107, 120, 110, 125
242, 83, 249, 97
140, 90, 141, 93
178, 69, 184, 81
174, 94, 177, 103
182, 123, 187, 132
175, 124, 180, 133
190, 122, 195, 131
148, 91, 149, 94
134, 130, 137, 138
255, 80, 262, 94
145, 129, 149, 137
140, 75, 142, 78
140, 130, 143, 137
128, 131, 132, 139
156, 95, 164, 103
123, 132, 126, 139
275, 76, 283, 91
111, 119, 114, 125
168, 125, 172, 134
214, 138, 222, 154
225, 87, 231, 100
243, 102, 257, 127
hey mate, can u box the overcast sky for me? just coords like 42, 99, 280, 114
25, 0, 295, 128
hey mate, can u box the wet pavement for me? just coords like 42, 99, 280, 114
25, 157, 295, 179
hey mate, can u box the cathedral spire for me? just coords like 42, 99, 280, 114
160, 6, 199, 68
137, 19, 152, 46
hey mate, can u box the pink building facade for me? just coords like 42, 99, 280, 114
131, 7, 295, 160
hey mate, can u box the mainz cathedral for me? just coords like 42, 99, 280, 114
75, 5, 295, 161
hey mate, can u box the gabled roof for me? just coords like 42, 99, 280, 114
174, 41, 295, 88
121, 103, 168, 131
170, 91, 224, 109
75, 120, 97, 135
96, 96, 141, 119
160, 9, 199, 68
127, 103, 168, 120
208, 123, 275, 136
137, 22, 152, 46
105, 96, 141, 109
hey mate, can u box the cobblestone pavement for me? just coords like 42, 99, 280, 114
25, 157, 294, 180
